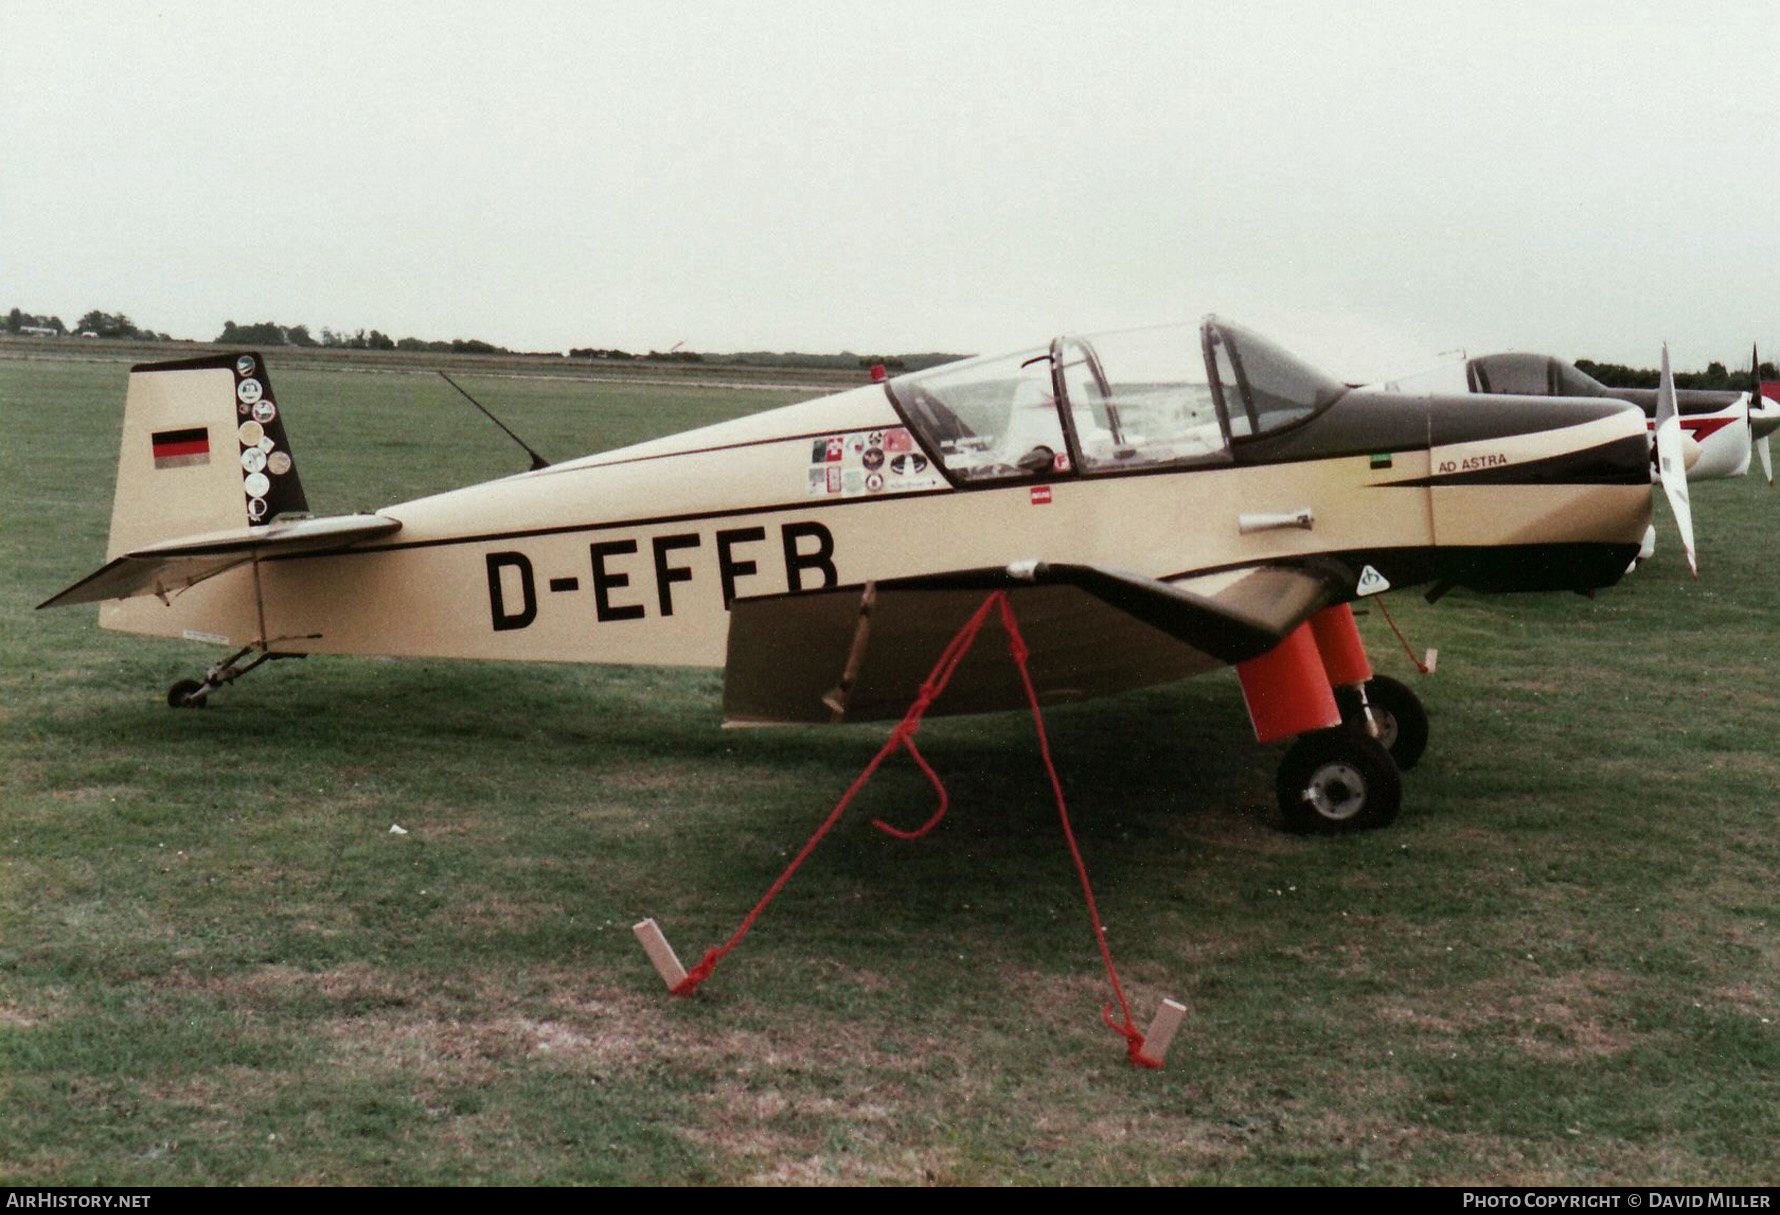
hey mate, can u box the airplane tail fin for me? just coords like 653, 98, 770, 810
106, 351, 308, 559
40, 351, 402, 636
39, 351, 321, 646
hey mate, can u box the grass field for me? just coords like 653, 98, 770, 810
3, 352, 1777, 1185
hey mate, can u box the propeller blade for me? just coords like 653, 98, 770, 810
1750, 344, 1759, 440
1754, 344, 1775, 486
1653, 344, 1699, 578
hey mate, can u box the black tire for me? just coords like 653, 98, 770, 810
1276, 729, 1401, 835
167, 679, 208, 709
1335, 674, 1429, 772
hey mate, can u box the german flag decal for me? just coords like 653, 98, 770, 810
151, 426, 210, 469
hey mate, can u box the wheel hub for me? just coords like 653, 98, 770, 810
1374, 708, 1398, 750
1302, 760, 1367, 821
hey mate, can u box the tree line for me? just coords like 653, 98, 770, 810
215, 320, 504, 354
566, 349, 958, 371
1575, 357, 1776, 392
8, 305, 1770, 384
5, 306, 961, 368
5, 308, 172, 341
215, 322, 960, 368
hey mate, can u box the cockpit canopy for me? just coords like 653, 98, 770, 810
1466, 352, 1608, 398
886, 318, 1347, 483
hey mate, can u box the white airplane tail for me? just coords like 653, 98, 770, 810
106, 351, 308, 559
41, 351, 401, 676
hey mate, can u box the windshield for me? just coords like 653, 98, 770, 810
1468, 352, 1554, 396
887, 318, 1341, 481
1467, 354, 1615, 399
1204, 318, 1348, 437
1551, 359, 1608, 397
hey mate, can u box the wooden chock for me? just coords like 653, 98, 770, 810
633, 918, 689, 989
1136, 998, 1188, 1067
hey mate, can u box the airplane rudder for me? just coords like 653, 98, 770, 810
107, 350, 309, 557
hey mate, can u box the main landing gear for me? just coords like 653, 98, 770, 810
166, 645, 301, 708
1237, 603, 1429, 835
1335, 674, 1429, 772
1277, 729, 1401, 834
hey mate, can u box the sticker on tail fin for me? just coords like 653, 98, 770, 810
105, 352, 312, 561
225, 354, 306, 526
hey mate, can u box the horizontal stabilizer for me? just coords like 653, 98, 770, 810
38, 514, 401, 609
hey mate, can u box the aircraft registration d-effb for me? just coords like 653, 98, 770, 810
43, 318, 1655, 833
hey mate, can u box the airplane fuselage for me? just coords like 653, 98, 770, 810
103, 382, 1652, 673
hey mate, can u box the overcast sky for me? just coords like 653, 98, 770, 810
2, 2, 1774, 378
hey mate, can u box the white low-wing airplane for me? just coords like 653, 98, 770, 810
1376, 350, 1760, 482
1376, 347, 1772, 575
41, 319, 1653, 833
1463, 350, 1768, 486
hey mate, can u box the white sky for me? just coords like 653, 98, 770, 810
2, 2, 1774, 378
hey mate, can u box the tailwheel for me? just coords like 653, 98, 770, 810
162, 645, 300, 709
167, 678, 209, 709
1335, 674, 1429, 772
1277, 729, 1401, 835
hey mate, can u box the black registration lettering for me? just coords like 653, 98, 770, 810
485, 551, 537, 631
781, 521, 837, 593
589, 540, 646, 622
716, 526, 767, 607
652, 533, 701, 616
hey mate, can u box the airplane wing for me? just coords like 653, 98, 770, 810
38, 514, 402, 609
722, 560, 1346, 724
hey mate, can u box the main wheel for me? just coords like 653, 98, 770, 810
1335, 674, 1429, 772
167, 679, 208, 709
1276, 729, 1401, 834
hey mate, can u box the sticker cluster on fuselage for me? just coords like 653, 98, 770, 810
806, 427, 943, 498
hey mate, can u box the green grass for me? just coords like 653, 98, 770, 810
3, 354, 1778, 1184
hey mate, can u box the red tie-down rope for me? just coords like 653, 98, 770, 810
1373, 596, 1432, 674
669, 590, 1158, 1067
